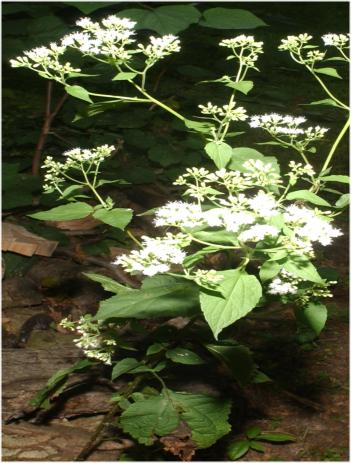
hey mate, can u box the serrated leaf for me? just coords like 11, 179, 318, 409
227, 440, 250, 460
112, 358, 141, 380
200, 8, 267, 29
225, 80, 254, 95
83, 272, 129, 294
335, 193, 349, 208
296, 302, 328, 336
170, 391, 232, 448
65, 85, 93, 103
28, 202, 93, 221
321, 175, 349, 184
93, 207, 133, 230
200, 269, 262, 339
286, 190, 331, 207
112, 72, 138, 81
166, 347, 205, 365
120, 5, 201, 35
283, 257, 323, 283
96, 276, 199, 320
120, 393, 180, 445
256, 432, 296, 442
205, 141, 232, 168
314, 67, 342, 79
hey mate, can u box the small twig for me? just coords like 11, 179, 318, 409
32, 82, 68, 176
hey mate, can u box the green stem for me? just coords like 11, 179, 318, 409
88, 91, 149, 103
80, 164, 107, 208
320, 115, 350, 174
127, 230, 142, 247
307, 68, 349, 110
188, 234, 239, 250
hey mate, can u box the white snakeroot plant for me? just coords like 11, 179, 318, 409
12, 19, 348, 457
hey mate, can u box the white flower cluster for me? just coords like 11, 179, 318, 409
284, 205, 343, 246
219, 35, 264, 67
287, 161, 315, 184
115, 233, 189, 276
268, 269, 300, 295
10, 42, 80, 83
199, 101, 248, 122
61, 316, 117, 365
242, 159, 282, 187
138, 35, 181, 65
322, 33, 349, 48
62, 15, 136, 61
238, 224, 279, 242
42, 145, 115, 191
279, 33, 313, 52
249, 113, 328, 144
154, 201, 203, 228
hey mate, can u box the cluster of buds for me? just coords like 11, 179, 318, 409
286, 161, 315, 185
219, 35, 264, 68
199, 101, 248, 122
138, 35, 181, 66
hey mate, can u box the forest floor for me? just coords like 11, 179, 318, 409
2, 216, 349, 462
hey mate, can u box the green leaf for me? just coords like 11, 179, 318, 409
120, 393, 180, 445
205, 141, 232, 168
321, 175, 349, 184
170, 392, 232, 448
93, 207, 133, 230
335, 193, 349, 208
65, 85, 93, 103
314, 67, 342, 79
225, 80, 254, 95
259, 260, 283, 282
146, 343, 169, 356
184, 118, 214, 134
83, 272, 129, 294
120, 5, 201, 35
246, 426, 262, 439
200, 8, 267, 29
227, 440, 250, 460
191, 229, 238, 245
148, 143, 181, 167
64, 2, 115, 14
205, 343, 255, 385
166, 347, 205, 365
296, 302, 328, 336
250, 440, 265, 452
256, 432, 296, 442
183, 246, 219, 268
305, 98, 342, 108
200, 269, 262, 339
112, 358, 141, 380
60, 184, 83, 199
112, 72, 138, 81
96, 276, 199, 320
28, 202, 93, 221
228, 148, 280, 174
286, 190, 331, 207
284, 257, 323, 283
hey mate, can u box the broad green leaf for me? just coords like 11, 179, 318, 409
283, 257, 323, 283
28, 202, 93, 221
314, 67, 342, 79
83, 272, 129, 294
65, 85, 93, 103
205, 141, 232, 168
246, 426, 262, 439
296, 302, 328, 336
64, 2, 115, 14
286, 190, 331, 207
228, 148, 280, 174
225, 80, 254, 95
170, 391, 232, 448
256, 432, 296, 442
96, 276, 199, 320
166, 347, 205, 365
120, 393, 180, 445
120, 5, 201, 34
148, 143, 180, 167
250, 440, 265, 452
93, 207, 133, 230
259, 260, 283, 282
191, 230, 238, 245
60, 184, 83, 199
335, 193, 349, 208
146, 343, 169, 356
113, 72, 138, 81
321, 175, 349, 184
112, 358, 141, 380
200, 8, 267, 29
200, 269, 262, 339
227, 440, 250, 460
205, 343, 255, 385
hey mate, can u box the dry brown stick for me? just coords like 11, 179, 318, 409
32, 82, 68, 176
